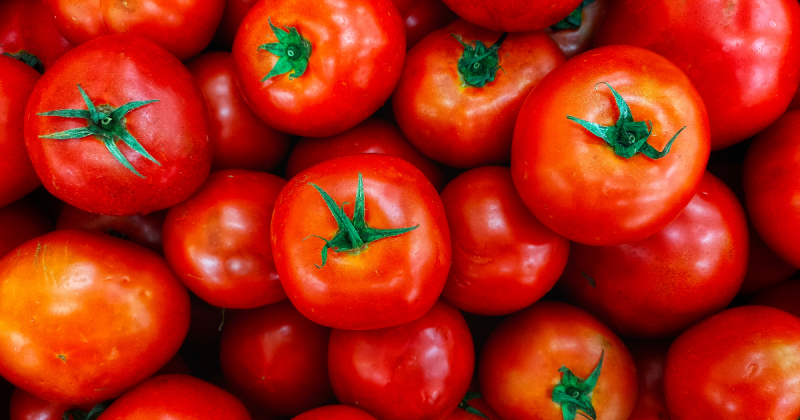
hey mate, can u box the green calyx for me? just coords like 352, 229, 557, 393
2, 50, 44, 74
258, 17, 312, 81
550, 0, 597, 30
457, 392, 489, 419
306, 172, 419, 268
37, 84, 161, 178
552, 351, 604, 420
567, 82, 685, 160
63, 400, 112, 420
452, 32, 507, 88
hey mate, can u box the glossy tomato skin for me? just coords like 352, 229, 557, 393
56, 204, 166, 254
393, 20, 565, 168
285, 118, 446, 191
233, 0, 405, 137
24, 35, 212, 216
42, 0, 224, 61
0, 0, 73, 72
441, 0, 582, 32
96, 374, 250, 420
293, 405, 378, 420
328, 300, 474, 420
743, 109, 800, 268
391, 0, 457, 49
626, 340, 670, 420
440, 166, 569, 316
750, 279, 800, 318
512, 45, 710, 246
163, 170, 287, 309
220, 300, 333, 417
595, 0, 800, 150
0, 55, 41, 208
271, 154, 451, 330
544, 0, 609, 59
0, 230, 190, 404
479, 301, 638, 420
187, 52, 291, 173
0, 199, 52, 259
664, 306, 800, 419
558, 171, 748, 338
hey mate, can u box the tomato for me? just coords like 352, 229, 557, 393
750, 279, 800, 318
24, 35, 212, 216
479, 301, 638, 420
187, 52, 291, 173
0, 0, 73, 73
96, 374, 250, 420
163, 170, 287, 309
42, 0, 224, 61
626, 340, 670, 420
9, 387, 94, 420
0, 55, 41, 209
232, 0, 405, 137
511, 45, 710, 246
293, 405, 378, 420
285, 118, 446, 191
56, 204, 166, 254
0, 199, 52, 259
544, 0, 610, 59
271, 154, 450, 330
220, 300, 333, 417
440, 0, 582, 32
440, 166, 569, 316
664, 306, 800, 419
328, 300, 474, 420
391, 0, 457, 49
0, 230, 190, 404
594, 0, 800, 150
558, 171, 748, 338
393, 19, 565, 168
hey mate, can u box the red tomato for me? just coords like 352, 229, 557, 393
393, 20, 565, 168
232, 0, 405, 137
96, 374, 250, 420
594, 0, 800, 150
440, 166, 569, 316
271, 154, 451, 330
0, 0, 73, 72
163, 170, 287, 309
328, 300, 474, 420
0, 55, 41, 208
10, 387, 88, 420
664, 306, 800, 419
479, 301, 638, 420
750, 279, 800, 318
0, 199, 52, 259
24, 35, 212, 216
544, 0, 610, 59
626, 340, 670, 420
42, 0, 224, 61
187, 52, 291, 173
511, 45, 710, 246
285, 118, 446, 191
220, 300, 333, 417
391, 0, 457, 49
293, 405, 378, 420
56, 204, 166, 254
440, 0, 582, 32
0, 230, 190, 404
558, 171, 749, 338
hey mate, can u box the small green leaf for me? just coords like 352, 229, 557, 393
259, 17, 312, 81
452, 32, 507, 88
552, 351, 604, 420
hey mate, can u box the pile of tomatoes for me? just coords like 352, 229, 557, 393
2, 0, 800, 419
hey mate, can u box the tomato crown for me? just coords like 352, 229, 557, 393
258, 18, 312, 82
550, 0, 596, 31
2, 50, 43, 73
552, 350, 604, 420
65, 399, 113, 420
452, 32, 507, 88
456, 392, 490, 419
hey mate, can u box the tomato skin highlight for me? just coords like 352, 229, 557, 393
511, 45, 710, 246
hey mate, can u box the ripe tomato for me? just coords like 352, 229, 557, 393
0, 0, 73, 73
0, 55, 41, 209
163, 170, 287, 309
0, 230, 190, 404
232, 0, 405, 137
187, 52, 291, 173
24, 35, 212, 216
595, 0, 800, 150
96, 374, 250, 420
328, 300, 474, 420
558, 171, 749, 338
285, 118, 446, 191
544, 0, 610, 59
0, 199, 52, 259
390, 0, 457, 49
271, 154, 450, 330
42, 0, 224, 61
626, 340, 670, 420
664, 306, 800, 419
9, 387, 92, 420
511, 45, 710, 246
440, 166, 569, 316
393, 19, 565, 168
220, 300, 333, 417
441, 0, 582, 32
479, 301, 638, 420
56, 204, 166, 254
293, 405, 378, 420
